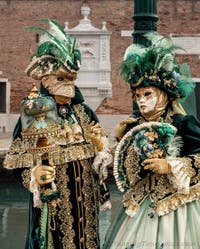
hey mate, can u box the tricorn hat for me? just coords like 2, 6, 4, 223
25, 18, 81, 80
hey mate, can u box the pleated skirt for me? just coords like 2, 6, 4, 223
102, 198, 200, 249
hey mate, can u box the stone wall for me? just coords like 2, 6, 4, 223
0, 0, 200, 115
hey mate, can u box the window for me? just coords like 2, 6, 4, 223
0, 82, 6, 113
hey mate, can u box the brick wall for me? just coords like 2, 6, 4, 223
0, 0, 200, 115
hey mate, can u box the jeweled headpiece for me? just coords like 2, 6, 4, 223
25, 18, 81, 80
120, 32, 195, 100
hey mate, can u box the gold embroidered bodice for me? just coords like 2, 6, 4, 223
116, 116, 200, 216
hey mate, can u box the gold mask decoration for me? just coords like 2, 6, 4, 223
42, 74, 75, 99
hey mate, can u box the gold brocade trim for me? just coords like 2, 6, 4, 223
178, 156, 196, 178
72, 160, 84, 249
188, 153, 200, 185
150, 174, 175, 201
122, 153, 200, 217
124, 146, 141, 188
81, 159, 99, 249
4, 143, 95, 169
120, 152, 200, 217
193, 153, 200, 168
56, 159, 99, 249
123, 186, 147, 214
156, 181, 200, 216
114, 121, 177, 192
56, 163, 76, 249
73, 104, 91, 142
114, 115, 200, 217
26, 55, 77, 80
123, 173, 200, 217
21, 123, 61, 139
4, 104, 94, 170
21, 169, 31, 190
4, 153, 34, 169
74, 104, 90, 128
51, 144, 95, 166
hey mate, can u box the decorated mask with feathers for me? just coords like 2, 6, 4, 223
120, 32, 195, 101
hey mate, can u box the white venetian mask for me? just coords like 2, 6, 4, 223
135, 87, 158, 114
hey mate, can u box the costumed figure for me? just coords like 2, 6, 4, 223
4, 19, 112, 249
103, 33, 200, 249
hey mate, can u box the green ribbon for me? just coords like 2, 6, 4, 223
40, 203, 51, 249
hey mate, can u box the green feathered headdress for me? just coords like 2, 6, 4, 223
120, 32, 195, 100
25, 18, 81, 80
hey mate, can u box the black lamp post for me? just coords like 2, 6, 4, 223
133, 0, 158, 46
131, 0, 158, 111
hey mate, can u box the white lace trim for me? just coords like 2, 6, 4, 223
167, 158, 190, 194
30, 166, 43, 208
100, 200, 112, 211
93, 136, 113, 182
125, 208, 137, 218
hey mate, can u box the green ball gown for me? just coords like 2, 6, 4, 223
103, 114, 200, 249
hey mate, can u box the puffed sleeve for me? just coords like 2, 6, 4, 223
167, 115, 200, 194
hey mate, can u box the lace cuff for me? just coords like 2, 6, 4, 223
93, 136, 113, 182
30, 166, 42, 208
100, 200, 112, 211
167, 157, 193, 194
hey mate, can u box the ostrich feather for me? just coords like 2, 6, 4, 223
26, 18, 81, 70
25, 26, 71, 63
38, 18, 73, 54
167, 135, 183, 157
